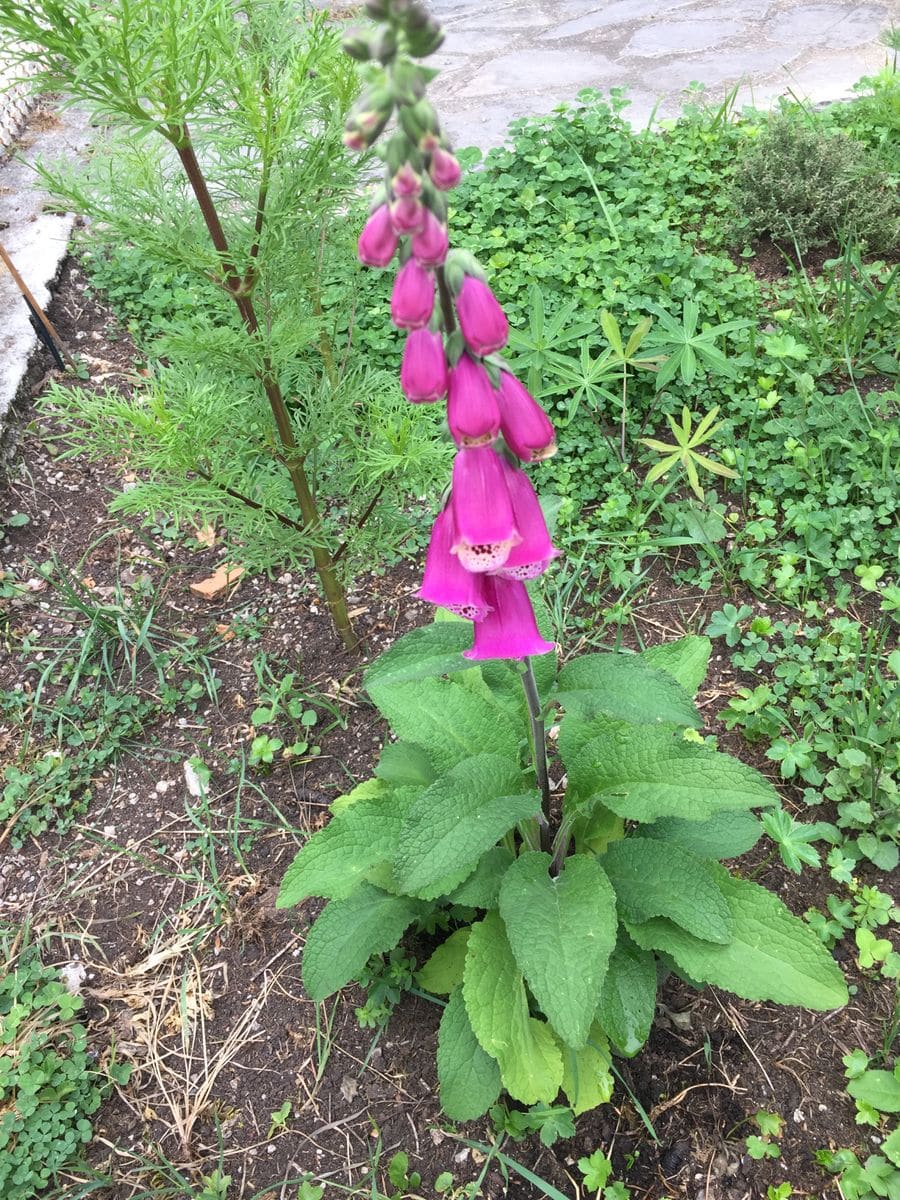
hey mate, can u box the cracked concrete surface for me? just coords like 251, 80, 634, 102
427, 0, 896, 148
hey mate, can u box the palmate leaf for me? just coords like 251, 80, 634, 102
627, 866, 848, 1010
499, 852, 618, 1048
565, 715, 778, 823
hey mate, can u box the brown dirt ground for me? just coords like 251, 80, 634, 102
0, 257, 896, 1200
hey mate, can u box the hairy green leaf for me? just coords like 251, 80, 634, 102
364, 623, 474, 689
499, 852, 618, 1048
643, 810, 763, 859
627, 867, 848, 1010
640, 635, 711, 695
597, 935, 657, 1057
560, 1023, 614, 1115
463, 912, 563, 1105
566, 716, 778, 822
375, 740, 436, 786
556, 653, 700, 728
418, 928, 471, 995
302, 884, 426, 1002
396, 754, 537, 899
446, 846, 515, 909
367, 677, 520, 773
437, 988, 502, 1121
601, 838, 732, 943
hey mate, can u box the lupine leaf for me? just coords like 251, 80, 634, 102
640, 636, 711, 694
597, 935, 657, 1056
395, 754, 537, 899
601, 838, 733, 943
499, 852, 617, 1048
565, 716, 778, 822
556, 653, 700, 728
367, 677, 520, 773
437, 988, 502, 1121
627, 867, 848, 1009
302, 885, 426, 1001
463, 912, 563, 1105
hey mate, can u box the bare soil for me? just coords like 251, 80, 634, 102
0, 256, 896, 1199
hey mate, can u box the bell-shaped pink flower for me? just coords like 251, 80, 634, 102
447, 353, 500, 446
391, 260, 435, 330
495, 458, 560, 580
392, 163, 422, 197
455, 276, 509, 356
411, 209, 449, 266
418, 507, 493, 621
463, 576, 556, 661
357, 204, 399, 268
390, 195, 426, 235
497, 371, 557, 462
429, 146, 462, 191
401, 329, 448, 402
450, 445, 520, 572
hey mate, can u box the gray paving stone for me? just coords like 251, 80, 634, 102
625, 17, 749, 56
765, 3, 891, 50
463, 48, 625, 98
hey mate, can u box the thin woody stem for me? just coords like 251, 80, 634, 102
172, 127, 359, 653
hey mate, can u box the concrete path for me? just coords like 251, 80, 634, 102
0, 103, 91, 445
428, 0, 897, 148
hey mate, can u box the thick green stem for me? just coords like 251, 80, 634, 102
173, 131, 359, 654
521, 659, 552, 856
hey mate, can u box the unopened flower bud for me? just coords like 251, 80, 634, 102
411, 209, 449, 266
375, 27, 398, 63
390, 194, 426, 234
391, 259, 435, 330
455, 276, 509, 356
357, 204, 399, 268
406, 19, 444, 57
392, 162, 422, 197
429, 145, 461, 191
342, 31, 373, 62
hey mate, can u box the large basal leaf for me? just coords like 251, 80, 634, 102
641, 636, 711, 695
364, 623, 475, 689
597, 935, 657, 1057
302, 884, 426, 1002
277, 786, 416, 907
463, 911, 563, 1105
446, 846, 515, 909
601, 837, 732, 944
499, 852, 618, 1049
418, 928, 471, 995
627, 866, 849, 1010
395, 754, 538, 899
375, 740, 436, 786
566, 716, 778, 823
560, 1022, 614, 1115
643, 810, 763, 860
367, 677, 520, 774
437, 988, 502, 1121
556, 653, 701, 729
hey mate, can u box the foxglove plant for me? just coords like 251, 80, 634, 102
279, 0, 847, 1130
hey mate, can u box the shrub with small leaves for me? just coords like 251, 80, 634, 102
730, 112, 899, 252
0, 949, 109, 1200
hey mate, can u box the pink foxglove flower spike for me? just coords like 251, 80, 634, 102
411, 210, 449, 266
447, 352, 500, 446
357, 204, 399, 268
496, 457, 560, 580
455, 275, 509, 356
428, 145, 462, 191
418, 507, 492, 620
497, 370, 557, 462
391, 259, 435, 330
401, 329, 448, 402
464, 575, 555, 660
450, 445, 520, 572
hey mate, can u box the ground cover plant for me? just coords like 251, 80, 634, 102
0, 1, 898, 1197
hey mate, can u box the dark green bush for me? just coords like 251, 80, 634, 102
730, 113, 899, 251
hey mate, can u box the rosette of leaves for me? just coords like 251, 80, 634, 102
0, 950, 108, 1199
278, 623, 848, 1121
